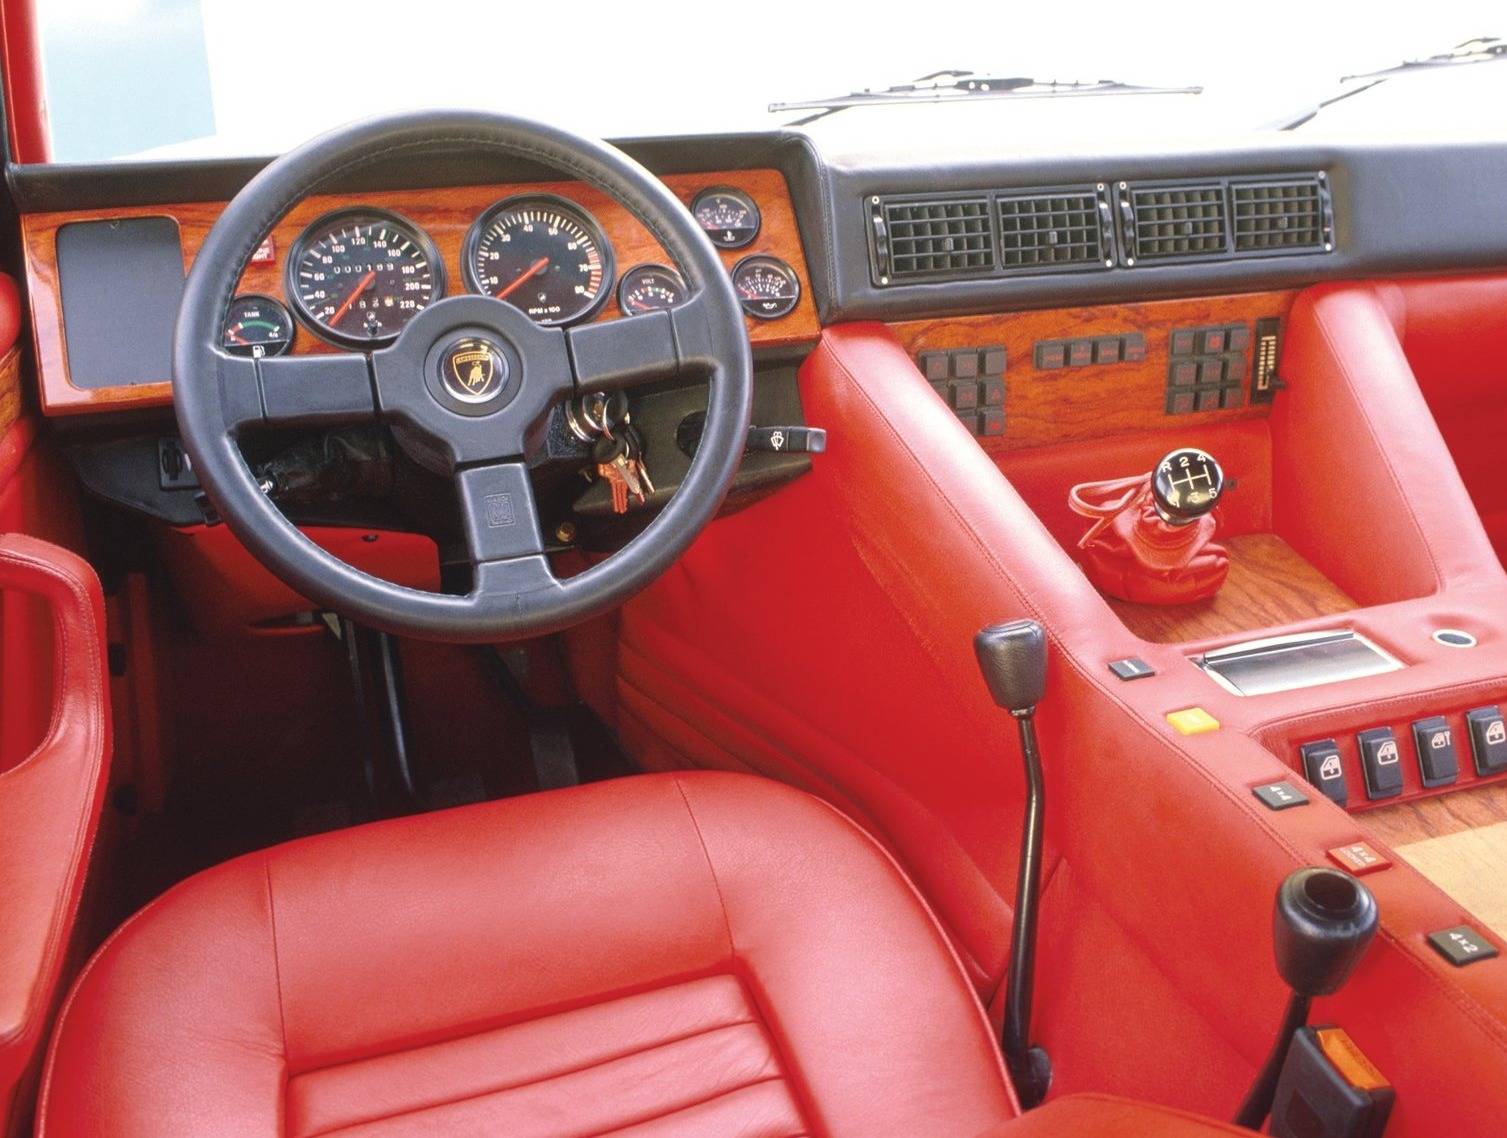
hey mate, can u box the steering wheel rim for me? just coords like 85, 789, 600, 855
173, 110, 753, 643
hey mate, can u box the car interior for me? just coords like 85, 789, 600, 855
3, 8, 1507, 1137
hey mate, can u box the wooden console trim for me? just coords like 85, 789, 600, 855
1107, 533, 1356, 644
22, 168, 817, 416
0, 347, 20, 434
889, 289, 1298, 452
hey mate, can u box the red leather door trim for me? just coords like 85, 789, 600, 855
0, 535, 110, 1134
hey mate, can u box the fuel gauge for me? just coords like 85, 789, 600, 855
692, 187, 761, 249
731, 255, 800, 320
222, 294, 294, 358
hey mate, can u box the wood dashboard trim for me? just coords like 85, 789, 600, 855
22, 168, 817, 416
889, 290, 1299, 452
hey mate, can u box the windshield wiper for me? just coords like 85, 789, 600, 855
769, 70, 1202, 126
1269, 36, 1507, 130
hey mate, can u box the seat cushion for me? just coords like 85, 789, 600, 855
39, 771, 1016, 1137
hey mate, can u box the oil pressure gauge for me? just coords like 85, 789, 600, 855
731, 255, 800, 320
692, 187, 761, 248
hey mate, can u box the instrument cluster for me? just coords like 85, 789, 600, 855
226, 184, 801, 355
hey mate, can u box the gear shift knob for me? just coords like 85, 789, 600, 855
1151, 447, 1225, 525
975, 620, 1047, 714
1274, 867, 1379, 997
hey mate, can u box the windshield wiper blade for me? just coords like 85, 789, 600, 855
770, 70, 1202, 126
1267, 36, 1507, 131
1341, 35, 1507, 82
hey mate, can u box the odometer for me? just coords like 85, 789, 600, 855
464, 195, 613, 326
286, 209, 441, 348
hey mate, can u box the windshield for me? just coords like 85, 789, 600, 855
29, 0, 1507, 164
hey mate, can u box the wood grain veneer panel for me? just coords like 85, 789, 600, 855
1392, 821, 1507, 941
23, 168, 817, 416
889, 290, 1297, 453
0, 347, 19, 433
1106, 533, 1356, 644
1363, 782, 1507, 848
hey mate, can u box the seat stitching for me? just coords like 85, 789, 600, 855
567, 1074, 789, 1138
298, 1019, 764, 1138
669, 774, 738, 965
264, 857, 291, 1062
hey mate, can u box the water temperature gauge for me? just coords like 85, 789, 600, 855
731, 255, 800, 320
691, 187, 761, 248
222, 294, 293, 358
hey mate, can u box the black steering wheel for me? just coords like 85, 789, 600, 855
173, 111, 753, 643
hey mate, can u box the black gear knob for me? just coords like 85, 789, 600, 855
1151, 447, 1225, 525
1273, 868, 1379, 997
975, 620, 1047, 714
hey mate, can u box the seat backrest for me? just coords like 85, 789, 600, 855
0, 534, 110, 1137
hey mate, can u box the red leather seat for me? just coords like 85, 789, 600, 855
39, 772, 1242, 1136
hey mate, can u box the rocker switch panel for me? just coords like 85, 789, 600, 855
1356, 727, 1404, 800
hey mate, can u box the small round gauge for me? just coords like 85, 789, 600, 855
617, 263, 687, 316
464, 195, 614, 326
222, 294, 293, 358
286, 209, 442, 348
731, 255, 800, 320
692, 187, 761, 249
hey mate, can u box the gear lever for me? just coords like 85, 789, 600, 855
974, 619, 1052, 1108
1235, 867, 1379, 1129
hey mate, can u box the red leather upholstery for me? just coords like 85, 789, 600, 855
614, 316, 1507, 1131
976, 1094, 1249, 1137
40, 772, 1020, 1137
0, 535, 110, 1134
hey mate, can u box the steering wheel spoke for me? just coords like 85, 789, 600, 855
218, 350, 378, 434
456, 459, 548, 568
566, 292, 716, 392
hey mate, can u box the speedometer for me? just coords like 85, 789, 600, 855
464, 195, 614, 327
286, 209, 442, 348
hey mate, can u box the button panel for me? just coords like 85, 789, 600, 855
1165, 322, 1250, 415
1034, 333, 1146, 371
1428, 926, 1500, 967
920, 345, 1007, 440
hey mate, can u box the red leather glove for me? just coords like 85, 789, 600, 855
1068, 473, 1230, 605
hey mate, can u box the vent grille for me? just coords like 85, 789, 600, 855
1232, 178, 1329, 252
872, 196, 995, 281
997, 190, 1106, 269
1126, 184, 1227, 260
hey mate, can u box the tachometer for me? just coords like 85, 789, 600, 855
692, 187, 760, 248
464, 195, 613, 326
222, 294, 293, 358
731, 255, 800, 320
617, 263, 686, 316
286, 209, 442, 348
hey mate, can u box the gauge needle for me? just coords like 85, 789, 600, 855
495, 257, 549, 301
329, 270, 377, 327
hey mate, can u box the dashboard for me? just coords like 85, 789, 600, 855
20, 168, 819, 416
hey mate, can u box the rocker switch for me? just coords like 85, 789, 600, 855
1356, 728, 1404, 800
1411, 716, 1459, 787
1299, 739, 1347, 806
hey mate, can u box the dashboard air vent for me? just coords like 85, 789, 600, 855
996, 187, 1113, 271
869, 195, 995, 284
1121, 183, 1228, 262
1231, 175, 1333, 254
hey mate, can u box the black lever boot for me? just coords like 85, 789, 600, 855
1235, 867, 1379, 1129
974, 620, 1052, 1108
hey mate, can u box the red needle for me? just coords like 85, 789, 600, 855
494, 257, 549, 301
329, 270, 376, 327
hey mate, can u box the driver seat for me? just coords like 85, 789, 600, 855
38, 773, 1243, 1136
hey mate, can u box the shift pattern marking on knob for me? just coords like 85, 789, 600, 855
1152, 448, 1225, 524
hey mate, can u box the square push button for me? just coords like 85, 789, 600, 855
1108, 657, 1155, 681
1411, 716, 1459, 787
1300, 739, 1348, 806
981, 346, 1007, 377
918, 351, 950, 381
1253, 781, 1308, 811
1428, 926, 1500, 967
1327, 842, 1390, 875
1356, 727, 1404, 800
1466, 706, 1507, 775
1168, 707, 1220, 735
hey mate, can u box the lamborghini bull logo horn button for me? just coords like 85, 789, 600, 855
440, 338, 508, 404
